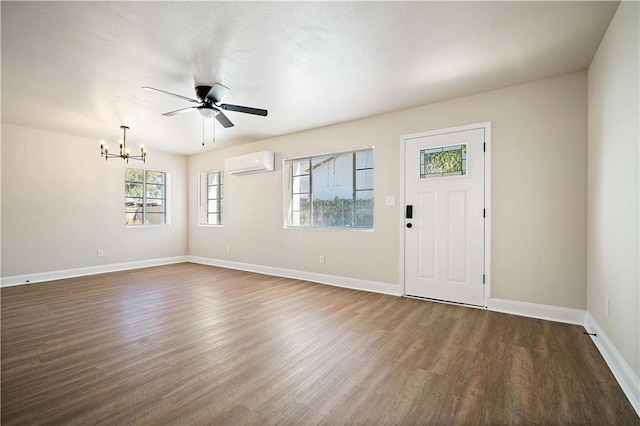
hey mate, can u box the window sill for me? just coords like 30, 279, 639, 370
198, 224, 224, 228
283, 226, 374, 232
125, 224, 171, 228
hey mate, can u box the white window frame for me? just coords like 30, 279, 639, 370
198, 170, 224, 226
125, 168, 170, 227
283, 148, 374, 230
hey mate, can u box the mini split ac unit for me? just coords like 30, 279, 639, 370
225, 151, 275, 175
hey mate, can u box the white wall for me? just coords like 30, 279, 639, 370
1, 124, 188, 278
189, 71, 588, 310
587, 1, 639, 379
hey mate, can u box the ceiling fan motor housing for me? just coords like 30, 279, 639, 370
195, 85, 213, 102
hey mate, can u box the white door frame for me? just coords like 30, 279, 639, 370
399, 122, 492, 307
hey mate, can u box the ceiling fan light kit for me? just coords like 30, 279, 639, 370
198, 106, 219, 118
99, 125, 146, 163
142, 83, 268, 146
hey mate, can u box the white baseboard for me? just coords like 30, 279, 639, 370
187, 256, 402, 296
486, 297, 586, 325
584, 312, 640, 416
0, 256, 189, 287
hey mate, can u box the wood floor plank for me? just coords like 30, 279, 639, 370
1, 263, 638, 425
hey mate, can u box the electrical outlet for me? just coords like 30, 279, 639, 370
605, 298, 610, 317
226, 246, 231, 254
97, 249, 104, 258
319, 255, 325, 264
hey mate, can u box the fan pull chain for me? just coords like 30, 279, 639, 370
202, 116, 205, 146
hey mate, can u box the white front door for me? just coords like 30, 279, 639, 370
404, 126, 486, 306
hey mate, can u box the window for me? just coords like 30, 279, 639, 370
284, 148, 374, 229
199, 171, 223, 225
125, 168, 167, 225
420, 144, 467, 178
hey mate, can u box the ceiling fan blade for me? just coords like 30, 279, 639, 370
220, 104, 268, 116
206, 83, 230, 103
162, 106, 198, 116
215, 110, 235, 128
142, 86, 199, 103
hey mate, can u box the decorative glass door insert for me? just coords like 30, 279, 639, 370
420, 144, 467, 178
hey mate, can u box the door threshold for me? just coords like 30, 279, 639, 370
403, 294, 486, 309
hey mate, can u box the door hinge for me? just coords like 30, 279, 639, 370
483, 208, 486, 218
483, 142, 486, 152
483, 274, 486, 284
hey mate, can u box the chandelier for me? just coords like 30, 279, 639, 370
99, 125, 146, 163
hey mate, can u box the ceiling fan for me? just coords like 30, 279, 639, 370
142, 83, 267, 129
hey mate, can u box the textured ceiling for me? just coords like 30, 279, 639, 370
1, 1, 618, 155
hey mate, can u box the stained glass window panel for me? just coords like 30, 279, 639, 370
420, 144, 467, 178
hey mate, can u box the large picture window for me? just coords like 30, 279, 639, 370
284, 148, 374, 229
198, 171, 224, 225
125, 168, 167, 226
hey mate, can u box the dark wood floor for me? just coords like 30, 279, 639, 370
1, 263, 638, 425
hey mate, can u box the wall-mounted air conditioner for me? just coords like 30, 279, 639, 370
225, 151, 275, 175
